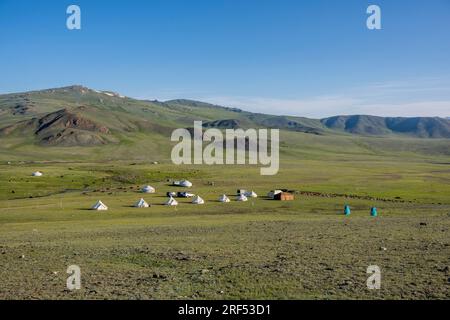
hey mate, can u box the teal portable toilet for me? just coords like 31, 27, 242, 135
370, 207, 378, 217
344, 205, 351, 216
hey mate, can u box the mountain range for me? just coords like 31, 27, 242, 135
1, 85, 449, 148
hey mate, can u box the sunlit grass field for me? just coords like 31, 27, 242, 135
0, 132, 449, 299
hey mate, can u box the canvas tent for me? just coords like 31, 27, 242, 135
165, 197, 178, 206
370, 207, 378, 217
344, 205, 351, 216
245, 191, 258, 198
219, 194, 230, 203
236, 194, 248, 202
142, 185, 156, 193
32, 171, 43, 177
174, 180, 193, 188
91, 200, 108, 211
134, 198, 149, 208
192, 195, 205, 205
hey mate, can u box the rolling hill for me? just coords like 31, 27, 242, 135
321, 115, 450, 138
0, 86, 449, 158
0, 107, 114, 146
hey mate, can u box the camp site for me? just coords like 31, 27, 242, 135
0, 108, 449, 299
1, 0, 449, 302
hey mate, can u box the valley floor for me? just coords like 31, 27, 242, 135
0, 157, 449, 299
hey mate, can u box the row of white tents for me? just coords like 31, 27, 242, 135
29, 174, 259, 210
91, 191, 258, 210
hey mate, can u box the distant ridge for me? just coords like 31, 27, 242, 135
0, 86, 449, 149
165, 99, 243, 113
321, 115, 450, 138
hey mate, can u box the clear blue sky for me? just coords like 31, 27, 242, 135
1, 0, 449, 117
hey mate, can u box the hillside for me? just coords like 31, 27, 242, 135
0, 86, 331, 149
0, 86, 449, 158
321, 115, 450, 138
0, 107, 114, 146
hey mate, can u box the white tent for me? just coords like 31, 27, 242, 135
174, 180, 193, 188
192, 195, 205, 205
219, 194, 230, 203
267, 190, 282, 199
236, 194, 248, 202
32, 171, 43, 177
91, 200, 108, 211
165, 197, 178, 206
142, 185, 156, 193
134, 198, 149, 208
245, 191, 258, 198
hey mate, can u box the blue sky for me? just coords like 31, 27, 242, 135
1, 0, 449, 117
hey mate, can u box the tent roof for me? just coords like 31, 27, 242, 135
219, 195, 230, 202
92, 200, 108, 210
175, 180, 193, 187
165, 197, 178, 206
192, 195, 205, 204
134, 198, 149, 207
142, 185, 155, 193
247, 191, 258, 198
237, 194, 248, 201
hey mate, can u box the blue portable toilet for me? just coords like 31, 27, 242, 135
370, 207, 378, 217
344, 205, 351, 216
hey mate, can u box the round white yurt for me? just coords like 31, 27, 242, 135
32, 171, 43, 177
134, 198, 149, 208
192, 195, 205, 205
142, 185, 156, 193
236, 194, 248, 202
219, 194, 230, 203
91, 200, 108, 211
165, 197, 178, 206
180, 180, 193, 188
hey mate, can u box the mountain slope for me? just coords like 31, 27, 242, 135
0, 107, 115, 146
321, 115, 450, 138
1, 86, 449, 151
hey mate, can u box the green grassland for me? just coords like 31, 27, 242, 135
0, 129, 449, 300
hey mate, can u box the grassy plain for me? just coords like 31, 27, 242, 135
0, 132, 449, 299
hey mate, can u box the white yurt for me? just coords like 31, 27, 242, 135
134, 198, 149, 208
236, 194, 248, 202
174, 180, 193, 188
192, 195, 205, 205
180, 180, 193, 187
142, 185, 156, 193
92, 200, 108, 211
219, 194, 230, 203
32, 171, 43, 177
165, 197, 178, 206
245, 191, 258, 198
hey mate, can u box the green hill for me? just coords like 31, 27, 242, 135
1, 85, 449, 162
321, 115, 450, 138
